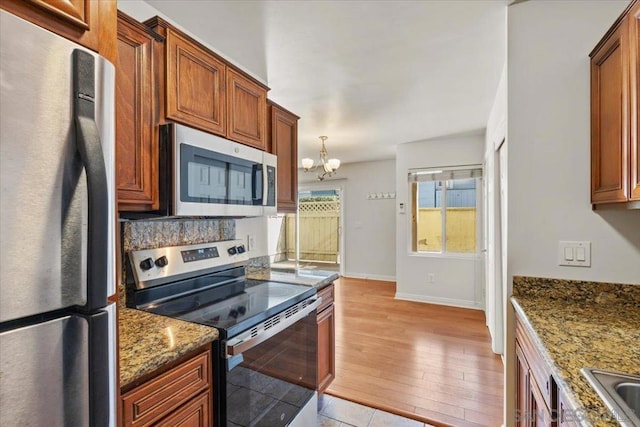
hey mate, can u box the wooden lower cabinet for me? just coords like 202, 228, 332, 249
121, 347, 212, 427
515, 313, 557, 427
156, 391, 210, 427
317, 284, 336, 394
557, 390, 581, 427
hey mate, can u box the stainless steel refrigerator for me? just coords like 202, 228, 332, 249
0, 10, 116, 427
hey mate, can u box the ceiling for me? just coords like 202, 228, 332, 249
143, 0, 507, 165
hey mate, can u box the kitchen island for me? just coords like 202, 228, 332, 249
511, 277, 640, 427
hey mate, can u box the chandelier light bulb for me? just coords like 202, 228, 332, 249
328, 158, 340, 171
301, 158, 314, 170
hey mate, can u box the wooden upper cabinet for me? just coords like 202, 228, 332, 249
591, 18, 629, 204
116, 12, 163, 212
268, 101, 300, 213
590, 0, 640, 207
0, 0, 117, 64
630, 1, 640, 200
164, 27, 227, 136
227, 68, 268, 149
145, 17, 269, 149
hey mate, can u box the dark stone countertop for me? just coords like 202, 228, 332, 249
511, 276, 640, 427
247, 269, 339, 291
118, 307, 219, 389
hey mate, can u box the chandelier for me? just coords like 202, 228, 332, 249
301, 136, 341, 181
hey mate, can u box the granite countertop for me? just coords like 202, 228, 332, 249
511, 277, 640, 427
256, 269, 339, 290
118, 307, 219, 389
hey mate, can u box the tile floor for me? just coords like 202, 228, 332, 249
318, 394, 436, 427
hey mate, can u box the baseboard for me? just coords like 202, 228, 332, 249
394, 292, 483, 310
342, 272, 396, 282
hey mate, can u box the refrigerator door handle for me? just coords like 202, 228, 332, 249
73, 49, 108, 311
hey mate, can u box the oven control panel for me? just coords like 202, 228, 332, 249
129, 239, 250, 289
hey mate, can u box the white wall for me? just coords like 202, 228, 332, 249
505, 2, 639, 425
395, 133, 485, 308
508, 0, 640, 288
300, 160, 396, 281
235, 216, 269, 258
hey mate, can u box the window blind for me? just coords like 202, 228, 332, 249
408, 166, 483, 182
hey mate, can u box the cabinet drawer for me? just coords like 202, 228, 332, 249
122, 349, 210, 426
515, 315, 553, 412
156, 391, 211, 427
318, 283, 335, 313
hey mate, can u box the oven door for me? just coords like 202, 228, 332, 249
224, 308, 318, 426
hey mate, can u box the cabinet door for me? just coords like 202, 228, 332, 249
270, 103, 299, 213
166, 28, 226, 136
591, 18, 630, 204
121, 350, 210, 426
530, 377, 553, 427
0, 0, 116, 64
116, 12, 161, 211
156, 391, 211, 427
515, 342, 532, 427
630, 2, 640, 200
317, 304, 335, 394
226, 68, 267, 149
557, 390, 581, 427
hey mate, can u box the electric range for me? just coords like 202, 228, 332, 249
126, 240, 320, 427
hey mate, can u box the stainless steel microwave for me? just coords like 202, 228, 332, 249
157, 123, 276, 217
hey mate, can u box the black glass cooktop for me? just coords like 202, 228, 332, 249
141, 280, 316, 338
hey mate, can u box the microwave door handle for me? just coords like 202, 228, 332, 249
73, 50, 108, 311
262, 163, 269, 206
252, 164, 262, 202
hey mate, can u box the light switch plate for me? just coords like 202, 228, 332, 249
558, 241, 591, 267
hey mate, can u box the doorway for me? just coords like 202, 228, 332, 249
271, 186, 343, 274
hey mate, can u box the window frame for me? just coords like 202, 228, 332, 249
408, 166, 482, 257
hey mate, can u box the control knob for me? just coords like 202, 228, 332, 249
236, 245, 246, 254
228, 309, 238, 319
227, 246, 238, 255
237, 306, 246, 315
139, 258, 154, 271
155, 256, 168, 268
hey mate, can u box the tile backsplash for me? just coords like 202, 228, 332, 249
122, 218, 235, 253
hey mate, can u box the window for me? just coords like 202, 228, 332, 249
409, 167, 482, 254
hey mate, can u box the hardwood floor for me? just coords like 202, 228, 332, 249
325, 277, 504, 427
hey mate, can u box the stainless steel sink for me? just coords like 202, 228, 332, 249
582, 368, 640, 427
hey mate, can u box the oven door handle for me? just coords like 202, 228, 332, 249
226, 296, 321, 357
